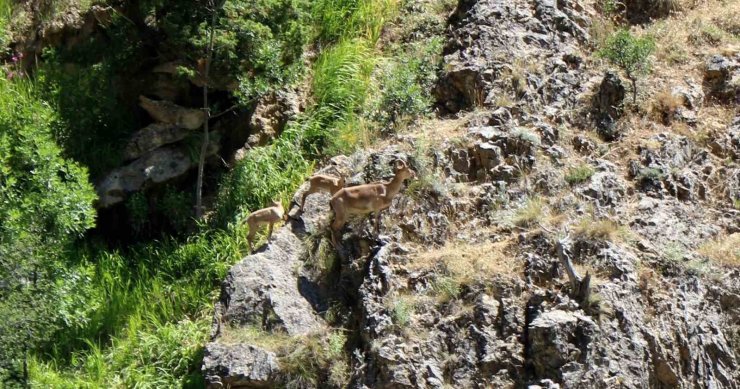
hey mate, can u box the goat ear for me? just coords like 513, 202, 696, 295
393, 159, 403, 170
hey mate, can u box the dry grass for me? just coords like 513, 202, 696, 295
698, 233, 740, 267
399, 113, 471, 148
645, 0, 740, 68
650, 89, 682, 125
513, 197, 547, 227
409, 239, 520, 284
574, 217, 626, 242
218, 325, 294, 350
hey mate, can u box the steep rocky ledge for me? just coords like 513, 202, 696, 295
202, 0, 740, 387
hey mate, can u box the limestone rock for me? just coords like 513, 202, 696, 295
96, 135, 219, 208
210, 222, 324, 336
123, 123, 191, 160
247, 90, 302, 147
139, 95, 206, 130
202, 343, 280, 389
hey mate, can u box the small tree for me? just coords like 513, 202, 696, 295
598, 29, 656, 104
195, 0, 226, 219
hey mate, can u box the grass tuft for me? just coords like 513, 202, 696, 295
698, 233, 740, 267
565, 164, 595, 185
574, 217, 624, 242
514, 197, 546, 228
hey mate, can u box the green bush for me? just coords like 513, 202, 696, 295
145, 0, 310, 104
598, 29, 656, 103
370, 38, 442, 133
0, 77, 97, 386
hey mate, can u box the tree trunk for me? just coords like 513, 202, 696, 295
195, 2, 219, 219
630, 77, 637, 104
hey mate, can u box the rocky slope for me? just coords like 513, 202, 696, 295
203, 0, 740, 388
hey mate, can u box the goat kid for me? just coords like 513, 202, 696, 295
245, 200, 286, 253
300, 174, 345, 211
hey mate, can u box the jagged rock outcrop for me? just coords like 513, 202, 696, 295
704, 54, 740, 104
628, 133, 712, 202
202, 1, 740, 388
203, 157, 352, 388
247, 90, 302, 147
210, 225, 324, 336
593, 71, 625, 140
435, 0, 590, 113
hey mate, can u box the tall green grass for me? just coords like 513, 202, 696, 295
32, 224, 250, 387
312, 0, 397, 44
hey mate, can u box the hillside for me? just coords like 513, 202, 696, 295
0, 0, 739, 388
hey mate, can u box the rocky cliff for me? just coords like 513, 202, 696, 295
202, 0, 740, 388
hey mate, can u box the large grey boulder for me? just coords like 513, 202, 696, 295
210, 222, 324, 336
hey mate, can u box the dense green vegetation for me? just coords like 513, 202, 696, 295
0, 77, 97, 385
0, 0, 449, 386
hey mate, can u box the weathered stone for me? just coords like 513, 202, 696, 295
435, 0, 590, 113
97, 141, 218, 208
704, 55, 740, 103
139, 95, 206, 130
202, 343, 279, 389
528, 309, 597, 379
593, 71, 625, 138
247, 90, 302, 147
579, 171, 626, 207
123, 123, 191, 160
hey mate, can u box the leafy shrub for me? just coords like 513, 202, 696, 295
598, 29, 656, 103
0, 77, 96, 385
36, 15, 142, 178
370, 38, 443, 133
